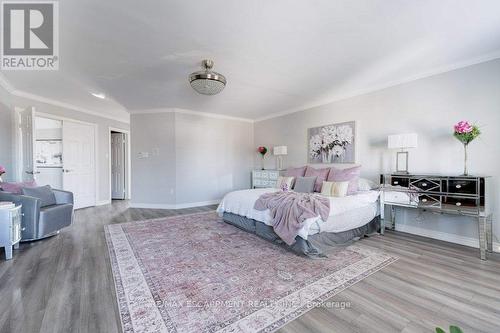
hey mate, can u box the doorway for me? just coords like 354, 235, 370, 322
15, 107, 97, 209
34, 117, 63, 189
109, 128, 130, 200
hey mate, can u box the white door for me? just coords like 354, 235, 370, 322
62, 121, 96, 209
18, 107, 38, 182
111, 132, 125, 199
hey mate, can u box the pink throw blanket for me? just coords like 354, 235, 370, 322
254, 191, 330, 245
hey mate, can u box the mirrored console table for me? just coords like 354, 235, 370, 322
380, 174, 493, 260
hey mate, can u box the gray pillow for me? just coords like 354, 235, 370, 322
22, 185, 57, 207
294, 177, 317, 193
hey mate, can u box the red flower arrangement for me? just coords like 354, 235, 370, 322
257, 147, 268, 170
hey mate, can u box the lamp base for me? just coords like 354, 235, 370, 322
276, 156, 284, 170
396, 151, 409, 174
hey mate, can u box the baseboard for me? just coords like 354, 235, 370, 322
394, 224, 500, 253
96, 200, 111, 206
129, 199, 220, 210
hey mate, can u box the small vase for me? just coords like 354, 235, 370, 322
462, 143, 468, 176
261, 156, 265, 170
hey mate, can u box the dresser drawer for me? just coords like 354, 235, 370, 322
390, 176, 409, 187
253, 171, 268, 179
410, 178, 441, 192
447, 179, 478, 195
417, 194, 441, 209
442, 196, 478, 213
253, 179, 263, 187
253, 179, 277, 188
267, 171, 280, 180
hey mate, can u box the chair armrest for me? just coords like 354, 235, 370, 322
53, 189, 74, 205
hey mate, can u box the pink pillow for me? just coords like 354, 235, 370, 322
327, 166, 361, 195
285, 166, 307, 178
305, 166, 330, 192
0, 181, 37, 194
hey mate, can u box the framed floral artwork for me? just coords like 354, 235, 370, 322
308, 121, 356, 164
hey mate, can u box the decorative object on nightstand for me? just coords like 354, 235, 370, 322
380, 173, 492, 260
387, 133, 418, 174
0, 202, 22, 260
257, 146, 268, 170
273, 146, 287, 170
252, 169, 285, 188
0, 165, 5, 182
0, 165, 7, 183
453, 121, 480, 176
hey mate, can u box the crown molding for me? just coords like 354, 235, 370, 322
11, 90, 130, 123
254, 51, 500, 122
0, 73, 15, 93
130, 107, 254, 123
0, 72, 130, 123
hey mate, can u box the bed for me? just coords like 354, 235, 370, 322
216, 188, 381, 257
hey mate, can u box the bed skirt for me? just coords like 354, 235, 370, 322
222, 212, 380, 258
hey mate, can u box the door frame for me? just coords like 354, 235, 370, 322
108, 127, 131, 201
31, 111, 98, 207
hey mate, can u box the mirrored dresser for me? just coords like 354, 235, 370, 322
251, 170, 285, 188
0, 203, 22, 260
380, 174, 493, 260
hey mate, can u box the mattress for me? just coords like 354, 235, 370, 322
216, 188, 380, 240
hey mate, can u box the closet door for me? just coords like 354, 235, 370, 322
62, 121, 96, 209
18, 107, 37, 182
111, 132, 126, 199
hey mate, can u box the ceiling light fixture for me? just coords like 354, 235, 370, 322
189, 59, 226, 95
91, 92, 106, 99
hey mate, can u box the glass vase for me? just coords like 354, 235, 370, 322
462, 143, 468, 176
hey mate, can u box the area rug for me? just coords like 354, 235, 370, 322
105, 211, 397, 333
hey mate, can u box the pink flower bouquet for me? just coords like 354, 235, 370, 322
453, 121, 480, 145
0, 165, 5, 176
453, 121, 480, 176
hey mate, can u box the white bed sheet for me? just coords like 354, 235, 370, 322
216, 188, 380, 239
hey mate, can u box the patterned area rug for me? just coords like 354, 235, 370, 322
105, 211, 396, 333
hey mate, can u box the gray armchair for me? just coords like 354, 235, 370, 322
0, 188, 74, 241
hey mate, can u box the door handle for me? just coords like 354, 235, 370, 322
25, 171, 40, 174
62, 169, 74, 173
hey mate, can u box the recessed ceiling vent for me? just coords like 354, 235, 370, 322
189, 59, 226, 95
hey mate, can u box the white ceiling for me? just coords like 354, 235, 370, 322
2, 0, 500, 121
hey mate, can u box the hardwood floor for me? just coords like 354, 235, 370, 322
0, 201, 498, 333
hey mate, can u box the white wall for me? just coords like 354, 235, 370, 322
130, 110, 254, 208
0, 85, 13, 181
131, 112, 176, 205
254, 59, 500, 251
0, 85, 130, 204
174, 112, 254, 205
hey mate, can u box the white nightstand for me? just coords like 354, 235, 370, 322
0, 204, 22, 260
252, 169, 285, 188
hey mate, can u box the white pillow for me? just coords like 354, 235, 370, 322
358, 178, 378, 191
321, 181, 349, 197
275, 176, 294, 191
320, 181, 333, 196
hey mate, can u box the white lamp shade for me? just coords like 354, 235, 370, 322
273, 146, 288, 156
388, 133, 418, 149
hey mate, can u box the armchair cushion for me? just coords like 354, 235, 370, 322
22, 185, 57, 207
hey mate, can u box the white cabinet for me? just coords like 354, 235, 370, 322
252, 169, 284, 188
0, 205, 22, 260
